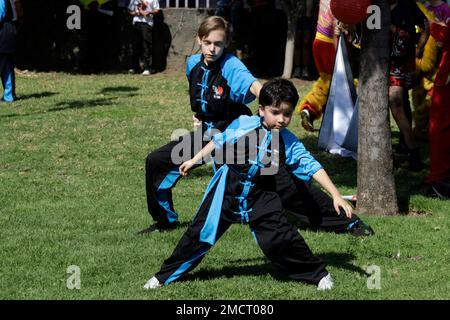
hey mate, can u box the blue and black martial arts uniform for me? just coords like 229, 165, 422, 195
154, 115, 329, 285
0, 0, 16, 102
145, 53, 256, 228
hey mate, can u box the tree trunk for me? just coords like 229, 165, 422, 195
357, 0, 399, 215
282, 15, 298, 79
281, 0, 303, 79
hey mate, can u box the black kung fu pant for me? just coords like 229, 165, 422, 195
154, 171, 328, 286
145, 122, 226, 225
275, 165, 360, 233
145, 129, 208, 225
133, 22, 153, 71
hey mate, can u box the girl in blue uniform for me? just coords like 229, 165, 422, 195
143, 79, 355, 290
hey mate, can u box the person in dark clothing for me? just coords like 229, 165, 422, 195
0, 0, 17, 102
128, 0, 160, 75
389, 0, 429, 171
83, 1, 110, 73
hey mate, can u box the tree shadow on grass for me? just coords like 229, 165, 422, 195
179, 259, 278, 283
393, 168, 429, 214
179, 252, 366, 283
317, 252, 367, 275
49, 97, 118, 112
16, 91, 58, 100
100, 86, 140, 95
0, 98, 118, 119
383, 131, 430, 214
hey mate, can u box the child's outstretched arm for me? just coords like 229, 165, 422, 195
312, 169, 353, 218
179, 141, 215, 176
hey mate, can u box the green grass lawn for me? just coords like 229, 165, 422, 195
0, 72, 448, 300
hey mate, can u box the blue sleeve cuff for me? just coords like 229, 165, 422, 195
305, 164, 323, 181
212, 132, 225, 150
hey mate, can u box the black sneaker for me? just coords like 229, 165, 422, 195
137, 221, 179, 235
347, 220, 375, 237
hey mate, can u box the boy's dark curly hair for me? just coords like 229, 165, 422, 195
259, 79, 299, 110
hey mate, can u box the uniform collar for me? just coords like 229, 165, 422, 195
259, 116, 270, 131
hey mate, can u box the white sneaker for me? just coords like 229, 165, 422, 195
142, 70, 150, 76
143, 276, 162, 289
317, 273, 334, 290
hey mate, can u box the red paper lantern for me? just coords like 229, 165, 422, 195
330, 0, 371, 25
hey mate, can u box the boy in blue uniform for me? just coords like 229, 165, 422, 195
143, 79, 357, 290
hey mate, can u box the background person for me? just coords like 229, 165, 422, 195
128, 0, 160, 75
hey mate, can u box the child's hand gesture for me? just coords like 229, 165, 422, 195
179, 141, 214, 177
193, 115, 202, 129
312, 169, 354, 219
333, 196, 353, 218
179, 160, 195, 176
